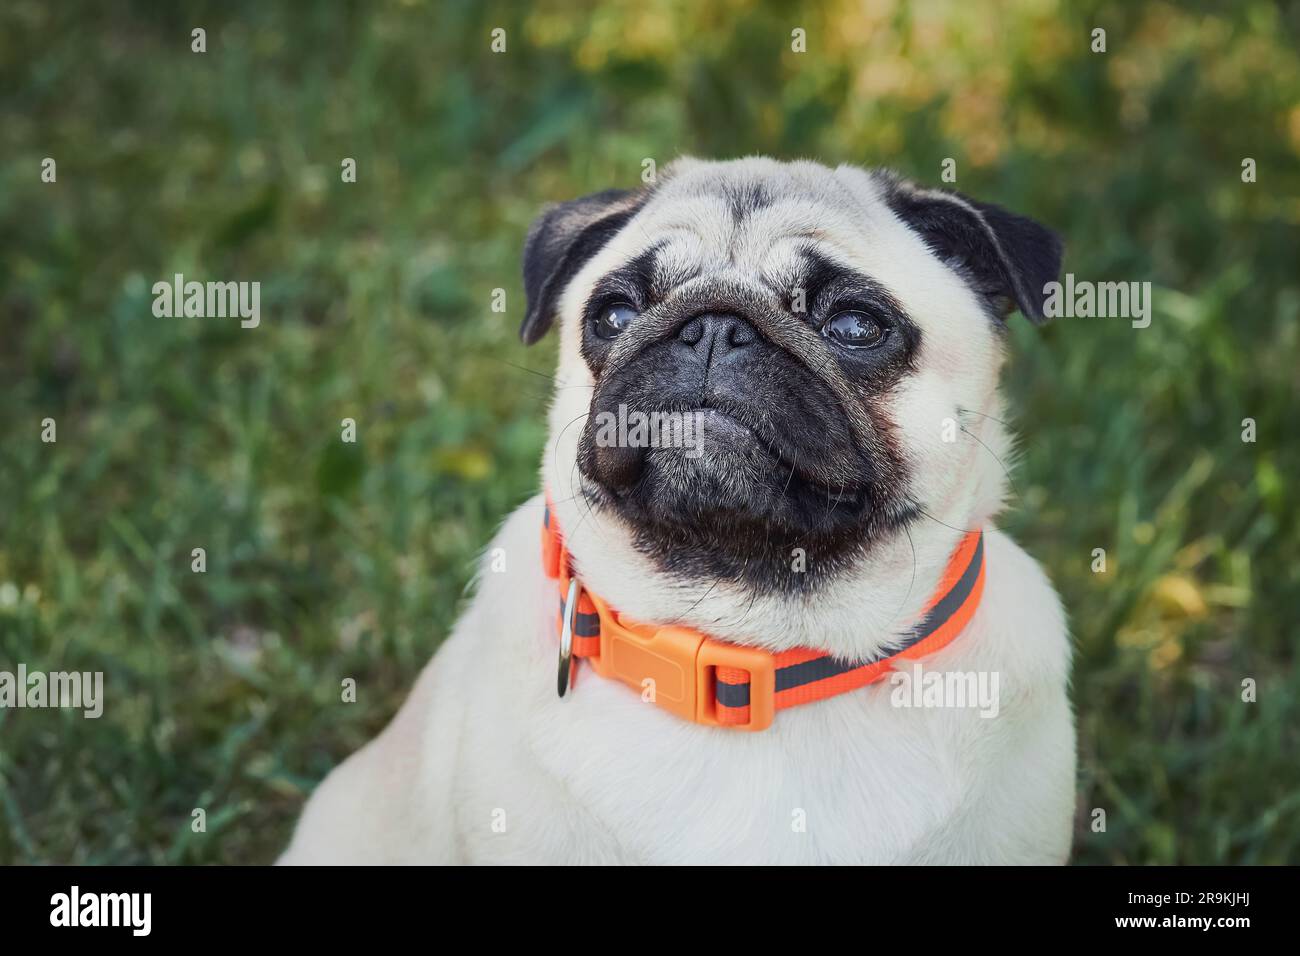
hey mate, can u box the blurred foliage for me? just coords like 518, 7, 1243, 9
1, 0, 1298, 864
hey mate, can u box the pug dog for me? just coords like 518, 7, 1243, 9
279, 157, 1075, 865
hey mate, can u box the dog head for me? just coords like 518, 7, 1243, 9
522, 158, 1060, 652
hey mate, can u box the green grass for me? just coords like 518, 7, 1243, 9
1, 0, 1298, 864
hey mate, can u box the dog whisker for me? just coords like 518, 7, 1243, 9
959, 423, 1021, 501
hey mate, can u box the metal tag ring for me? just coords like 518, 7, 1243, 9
556, 577, 579, 698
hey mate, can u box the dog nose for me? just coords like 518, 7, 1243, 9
676, 313, 758, 353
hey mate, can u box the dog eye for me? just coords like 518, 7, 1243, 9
594, 303, 638, 339
823, 310, 887, 349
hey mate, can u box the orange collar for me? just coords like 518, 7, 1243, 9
542, 497, 985, 731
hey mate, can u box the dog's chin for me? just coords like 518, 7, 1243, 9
577, 410, 885, 587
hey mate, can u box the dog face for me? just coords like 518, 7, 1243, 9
523, 158, 1061, 601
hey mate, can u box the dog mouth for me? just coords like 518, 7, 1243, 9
664, 404, 867, 499
578, 396, 872, 534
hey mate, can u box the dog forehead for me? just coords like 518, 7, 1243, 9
648, 159, 879, 232
563, 158, 979, 346
654, 156, 862, 205
618, 159, 893, 279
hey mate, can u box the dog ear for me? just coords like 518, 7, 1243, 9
520, 188, 645, 345
878, 174, 1063, 324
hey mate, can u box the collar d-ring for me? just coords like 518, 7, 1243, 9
556, 577, 579, 698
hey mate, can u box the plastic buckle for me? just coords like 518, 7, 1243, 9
585, 591, 776, 731
696, 638, 776, 731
